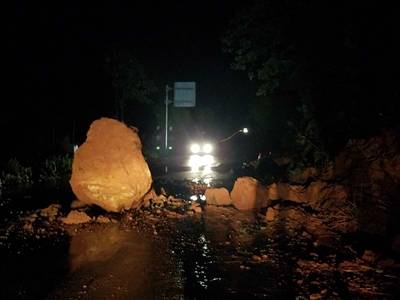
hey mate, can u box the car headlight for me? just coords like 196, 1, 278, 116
190, 143, 201, 154
203, 143, 213, 153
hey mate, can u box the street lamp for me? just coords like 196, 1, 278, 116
219, 127, 249, 143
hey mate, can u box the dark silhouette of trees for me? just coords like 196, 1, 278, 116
106, 50, 159, 123
223, 0, 400, 167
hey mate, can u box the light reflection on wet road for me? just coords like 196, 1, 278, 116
49, 225, 184, 299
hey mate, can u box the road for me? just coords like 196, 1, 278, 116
2, 162, 397, 299
1, 192, 293, 299
46, 207, 292, 300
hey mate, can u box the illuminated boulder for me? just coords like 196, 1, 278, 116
230, 177, 270, 210
205, 188, 231, 206
70, 118, 152, 212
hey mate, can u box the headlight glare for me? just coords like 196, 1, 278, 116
203, 143, 213, 153
190, 143, 200, 153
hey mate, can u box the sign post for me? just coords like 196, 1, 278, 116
174, 82, 196, 107
165, 85, 172, 151
164, 82, 196, 151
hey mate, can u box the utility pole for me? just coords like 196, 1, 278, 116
165, 85, 172, 151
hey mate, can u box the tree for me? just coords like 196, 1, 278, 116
106, 49, 159, 123
223, 0, 400, 167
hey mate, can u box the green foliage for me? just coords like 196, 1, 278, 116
1, 158, 33, 192
38, 154, 72, 190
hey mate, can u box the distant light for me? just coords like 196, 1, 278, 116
190, 195, 198, 201
242, 127, 249, 134
200, 195, 206, 201
203, 143, 213, 153
168, 146, 173, 150
73, 145, 79, 152
190, 143, 201, 153
156, 146, 160, 150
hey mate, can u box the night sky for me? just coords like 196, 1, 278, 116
2, 1, 399, 162
3, 1, 252, 160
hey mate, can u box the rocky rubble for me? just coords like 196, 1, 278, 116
1, 180, 399, 299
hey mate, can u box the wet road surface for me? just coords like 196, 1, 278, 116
0, 204, 294, 299
1, 168, 399, 299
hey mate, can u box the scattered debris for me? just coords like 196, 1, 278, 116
39, 204, 61, 221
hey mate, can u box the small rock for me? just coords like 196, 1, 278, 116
361, 249, 377, 264
190, 204, 202, 214
40, 204, 61, 221
160, 187, 167, 196
266, 207, 276, 222
23, 223, 33, 232
96, 215, 111, 223
62, 210, 92, 225
251, 255, 262, 262
142, 188, 157, 208
310, 293, 322, 300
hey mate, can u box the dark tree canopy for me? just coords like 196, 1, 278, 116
223, 0, 400, 166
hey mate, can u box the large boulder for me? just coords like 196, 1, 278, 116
230, 177, 269, 210
205, 188, 231, 206
70, 118, 152, 212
